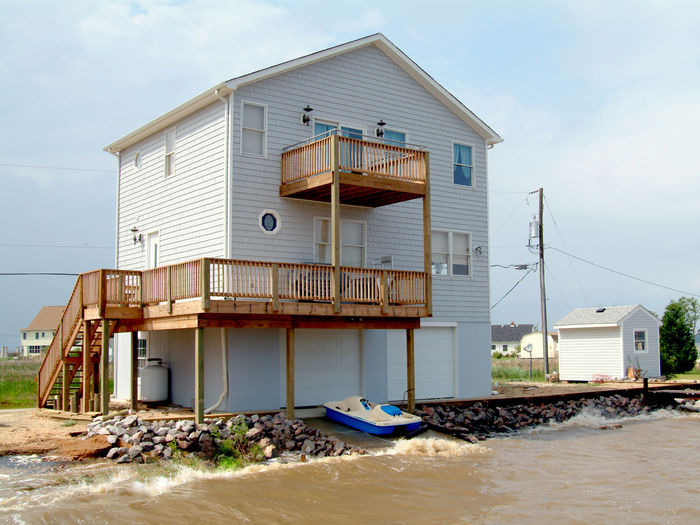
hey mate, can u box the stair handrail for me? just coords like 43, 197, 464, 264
36, 275, 84, 407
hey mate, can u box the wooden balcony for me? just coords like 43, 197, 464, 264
281, 132, 428, 207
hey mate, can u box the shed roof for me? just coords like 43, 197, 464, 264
22, 306, 64, 332
491, 324, 535, 342
105, 33, 502, 153
553, 305, 659, 328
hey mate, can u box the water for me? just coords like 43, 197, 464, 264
2, 409, 699, 524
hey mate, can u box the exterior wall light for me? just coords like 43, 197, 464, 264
131, 226, 143, 245
302, 105, 313, 125
376, 119, 386, 137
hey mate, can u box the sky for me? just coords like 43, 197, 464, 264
1, 0, 699, 350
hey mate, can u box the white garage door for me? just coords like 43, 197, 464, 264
293, 329, 361, 407
387, 327, 455, 401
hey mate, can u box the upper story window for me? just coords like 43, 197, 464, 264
314, 218, 366, 267
432, 230, 471, 276
164, 128, 176, 177
23, 333, 26, 340
634, 330, 647, 352
453, 143, 473, 186
242, 102, 266, 156
383, 129, 406, 147
35, 332, 39, 339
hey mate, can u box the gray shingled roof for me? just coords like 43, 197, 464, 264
491, 324, 535, 342
553, 305, 640, 327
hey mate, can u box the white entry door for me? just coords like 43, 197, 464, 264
292, 329, 361, 406
146, 231, 160, 269
387, 327, 455, 401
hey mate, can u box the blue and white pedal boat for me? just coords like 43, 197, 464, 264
323, 396, 422, 435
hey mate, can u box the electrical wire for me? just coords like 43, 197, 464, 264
548, 246, 700, 299
491, 267, 536, 310
0, 243, 113, 249
0, 163, 112, 173
544, 262, 572, 312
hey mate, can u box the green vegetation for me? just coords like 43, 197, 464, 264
660, 299, 698, 375
0, 358, 40, 408
669, 365, 700, 381
491, 356, 557, 382
213, 419, 264, 470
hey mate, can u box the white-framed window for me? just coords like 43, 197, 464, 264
453, 142, 474, 187
137, 337, 148, 369
28, 345, 41, 355
241, 102, 266, 156
35, 332, 39, 340
314, 120, 365, 170
164, 128, 176, 177
314, 217, 366, 267
634, 330, 647, 352
432, 230, 471, 276
258, 209, 281, 235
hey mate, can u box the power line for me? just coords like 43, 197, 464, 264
0, 243, 113, 249
491, 267, 536, 310
548, 246, 700, 299
0, 163, 113, 174
0, 272, 78, 276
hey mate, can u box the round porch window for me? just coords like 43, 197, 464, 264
259, 210, 281, 234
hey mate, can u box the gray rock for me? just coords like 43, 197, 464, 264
116, 454, 131, 464
128, 445, 143, 458
156, 427, 169, 437
107, 435, 119, 445
122, 414, 139, 427
302, 439, 316, 454
162, 447, 173, 459
106, 447, 121, 459
245, 427, 262, 439
127, 431, 144, 444
140, 441, 154, 452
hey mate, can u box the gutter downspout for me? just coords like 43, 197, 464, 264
205, 327, 228, 414
214, 88, 231, 259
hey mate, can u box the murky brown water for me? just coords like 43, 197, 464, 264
2, 409, 698, 524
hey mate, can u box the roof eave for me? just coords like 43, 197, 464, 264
103, 83, 232, 154
554, 323, 620, 329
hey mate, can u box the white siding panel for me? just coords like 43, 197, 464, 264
558, 327, 623, 381
117, 101, 227, 270
230, 45, 490, 322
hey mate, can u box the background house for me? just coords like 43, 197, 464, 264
518, 331, 558, 359
491, 323, 534, 355
19, 306, 63, 357
101, 34, 501, 413
554, 305, 661, 381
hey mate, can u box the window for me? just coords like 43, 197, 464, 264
23, 333, 26, 340
28, 345, 42, 355
35, 332, 39, 340
502, 344, 508, 352
137, 338, 148, 369
314, 121, 364, 170
242, 102, 266, 156
634, 330, 647, 352
491, 345, 496, 351
453, 143, 473, 186
383, 129, 406, 147
432, 230, 471, 276
134, 151, 142, 169
41, 332, 45, 337
314, 218, 366, 267
164, 128, 176, 177
259, 210, 281, 234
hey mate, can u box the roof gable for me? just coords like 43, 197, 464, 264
105, 33, 501, 153
554, 305, 659, 328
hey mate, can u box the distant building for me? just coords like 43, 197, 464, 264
491, 323, 535, 355
519, 331, 558, 359
19, 306, 64, 357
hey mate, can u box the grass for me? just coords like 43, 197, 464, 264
0, 357, 40, 408
492, 356, 558, 382
670, 365, 700, 381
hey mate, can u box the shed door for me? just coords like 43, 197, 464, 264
387, 327, 455, 401
293, 329, 361, 407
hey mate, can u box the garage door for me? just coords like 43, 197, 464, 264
293, 329, 361, 407
387, 327, 455, 401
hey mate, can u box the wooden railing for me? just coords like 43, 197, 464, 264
282, 133, 427, 185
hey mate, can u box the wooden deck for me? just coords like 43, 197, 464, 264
281, 133, 427, 207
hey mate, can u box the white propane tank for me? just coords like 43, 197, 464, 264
140, 358, 168, 402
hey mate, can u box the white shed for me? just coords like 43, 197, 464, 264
554, 305, 661, 381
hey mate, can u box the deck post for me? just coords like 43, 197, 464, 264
423, 151, 432, 316
331, 133, 341, 313
406, 328, 415, 413
201, 259, 211, 312
82, 320, 91, 413
98, 269, 106, 318
61, 361, 70, 412
271, 263, 280, 312
131, 331, 139, 411
166, 266, 172, 314
286, 328, 295, 419
195, 327, 205, 424
380, 270, 389, 315
100, 319, 109, 415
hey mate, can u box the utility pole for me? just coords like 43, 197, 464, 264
530, 188, 549, 377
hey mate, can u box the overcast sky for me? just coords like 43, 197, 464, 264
1, 0, 699, 350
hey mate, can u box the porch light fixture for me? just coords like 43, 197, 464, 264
301, 105, 313, 125
376, 119, 386, 137
131, 226, 143, 245
473, 246, 482, 255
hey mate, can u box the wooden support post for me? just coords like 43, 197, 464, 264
271, 263, 280, 313
70, 392, 78, 414
138, 272, 144, 307
100, 319, 109, 415
98, 269, 106, 317
167, 266, 173, 314
331, 133, 341, 313
423, 151, 432, 317
201, 259, 211, 312
286, 328, 295, 420
131, 331, 139, 411
61, 361, 70, 412
195, 327, 205, 424
406, 328, 415, 413
82, 321, 91, 414
380, 270, 389, 315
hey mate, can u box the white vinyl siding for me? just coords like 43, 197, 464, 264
621, 309, 661, 377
